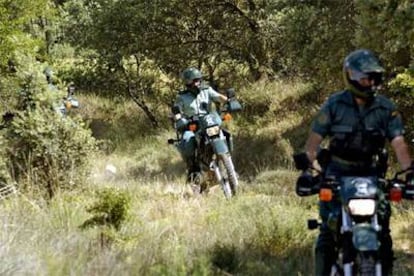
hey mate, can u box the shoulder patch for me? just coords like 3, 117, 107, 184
316, 111, 328, 125
391, 110, 400, 117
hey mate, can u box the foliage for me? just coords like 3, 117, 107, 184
80, 187, 131, 231
0, 133, 11, 185
51, 0, 414, 127
0, 0, 57, 69
354, 0, 414, 70
1, 56, 97, 198
274, 1, 354, 85
6, 109, 97, 198
388, 69, 414, 141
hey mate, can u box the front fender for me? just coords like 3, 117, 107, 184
210, 136, 229, 154
352, 223, 379, 251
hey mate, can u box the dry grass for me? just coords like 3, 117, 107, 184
0, 80, 413, 275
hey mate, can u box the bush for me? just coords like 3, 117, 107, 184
5, 109, 97, 198
80, 188, 131, 231
388, 69, 414, 142
0, 56, 98, 198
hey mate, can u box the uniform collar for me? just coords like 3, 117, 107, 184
340, 90, 382, 110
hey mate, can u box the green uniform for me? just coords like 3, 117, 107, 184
174, 84, 222, 175
311, 90, 402, 275
312, 90, 403, 166
174, 85, 222, 117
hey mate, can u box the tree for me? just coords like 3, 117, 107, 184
354, 0, 414, 71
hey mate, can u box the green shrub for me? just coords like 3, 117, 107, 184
0, 56, 98, 198
6, 109, 96, 198
80, 188, 131, 231
0, 134, 12, 186
388, 69, 414, 141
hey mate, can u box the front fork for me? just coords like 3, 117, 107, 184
210, 157, 222, 182
210, 156, 232, 196
340, 207, 382, 276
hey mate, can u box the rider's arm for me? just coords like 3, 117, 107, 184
386, 105, 412, 170
208, 87, 228, 103
391, 136, 412, 170
305, 131, 323, 166
304, 100, 331, 168
217, 93, 228, 103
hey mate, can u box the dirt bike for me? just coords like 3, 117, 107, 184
293, 152, 414, 275
58, 83, 79, 115
168, 88, 242, 199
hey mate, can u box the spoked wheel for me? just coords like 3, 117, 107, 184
356, 251, 378, 276
217, 153, 238, 198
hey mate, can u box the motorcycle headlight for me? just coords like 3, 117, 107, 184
206, 125, 220, 136
348, 199, 376, 216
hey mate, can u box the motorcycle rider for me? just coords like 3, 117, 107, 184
172, 67, 228, 182
44, 67, 79, 115
304, 49, 413, 275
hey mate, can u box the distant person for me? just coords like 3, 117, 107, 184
172, 67, 228, 182
303, 49, 413, 275
44, 67, 58, 92
44, 67, 79, 115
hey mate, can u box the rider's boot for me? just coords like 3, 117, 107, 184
315, 229, 336, 276
379, 230, 394, 275
185, 157, 202, 194
379, 198, 394, 275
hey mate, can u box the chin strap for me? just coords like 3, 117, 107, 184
188, 87, 200, 96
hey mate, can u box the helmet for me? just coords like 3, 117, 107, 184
343, 49, 385, 99
181, 67, 203, 85
43, 67, 54, 84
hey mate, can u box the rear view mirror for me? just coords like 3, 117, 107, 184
227, 100, 242, 112
171, 105, 181, 115
293, 152, 310, 171
226, 88, 235, 98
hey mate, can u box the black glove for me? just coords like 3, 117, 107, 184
293, 152, 311, 171
404, 168, 414, 199
296, 171, 319, 197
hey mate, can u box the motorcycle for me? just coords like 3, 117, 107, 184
168, 88, 242, 198
57, 83, 79, 115
293, 152, 414, 275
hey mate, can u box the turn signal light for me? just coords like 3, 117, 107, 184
319, 188, 333, 202
389, 187, 402, 202
223, 113, 232, 121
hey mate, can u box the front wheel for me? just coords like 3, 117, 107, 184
217, 153, 238, 198
356, 251, 379, 276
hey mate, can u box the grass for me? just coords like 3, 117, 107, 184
0, 79, 413, 275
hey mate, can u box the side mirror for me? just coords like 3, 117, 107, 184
227, 99, 242, 112
307, 219, 320, 230
171, 105, 181, 115
293, 152, 310, 171
226, 88, 236, 99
